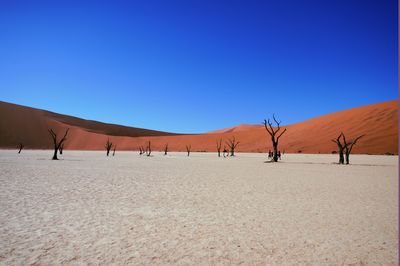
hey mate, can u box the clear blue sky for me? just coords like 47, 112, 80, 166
0, 0, 397, 133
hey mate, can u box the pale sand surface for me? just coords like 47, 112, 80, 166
0, 150, 397, 265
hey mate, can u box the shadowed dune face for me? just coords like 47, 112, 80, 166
0, 100, 397, 154
0, 101, 176, 149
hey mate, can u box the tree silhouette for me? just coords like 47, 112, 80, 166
186, 145, 191, 157
17, 143, 24, 154
263, 115, 287, 162
164, 143, 168, 155
342, 134, 365, 164
112, 145, 116, 156
59, 143, 64, 155
216, 138, 222, 157
226, 136, 239, 156
48, 128, 69, 160
105, 138, 113, 156
331, 133, 345, 164
146, 141, 151, 156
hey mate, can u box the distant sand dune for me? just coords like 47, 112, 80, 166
0, 100, 397, 154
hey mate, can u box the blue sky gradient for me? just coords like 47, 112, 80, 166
0, 0, 397, 133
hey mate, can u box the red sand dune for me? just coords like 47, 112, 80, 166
0, 100, 397, 154
0, 101, 177, 149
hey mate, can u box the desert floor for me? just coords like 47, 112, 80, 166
0, 150, 397, 265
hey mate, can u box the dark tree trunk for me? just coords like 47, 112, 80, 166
226, 137, 239, 157
52, 148, 58, 160
186, 145, 191, 157
273, 143, 278, 162
339, 149, 344, 164
216, 138, 222, 157
105, 139, 113, 156
342, 134, 364, 165
146, 141, 151, 156
332, 133, 346, 164
18, 143, 24, 154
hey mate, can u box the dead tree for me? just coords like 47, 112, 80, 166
146, 141, 151, 156
342, 134, 365, 164
263, 115, 287, 162
112, 145, 116, 156
186, 145, 191, 157
223, 146, 227, 157
139, 146, 144, 155
17, 143, 24, 154
59, 143, 64, 155
164, 143, 168, 155
331, 133, 345, 164
48, 128, 69, 160
226, 136, 239, 156
105, 138, 113, 156
216, 138, 222, 157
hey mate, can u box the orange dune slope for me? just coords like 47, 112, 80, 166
0, 100, 397, 154
0, 101, 177, 149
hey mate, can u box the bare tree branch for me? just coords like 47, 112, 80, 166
343, 133, 365, 164
59, 143, 64, 155
277, 128, 287, 141
263, 119, 273, 135
272, 114, 282, 134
